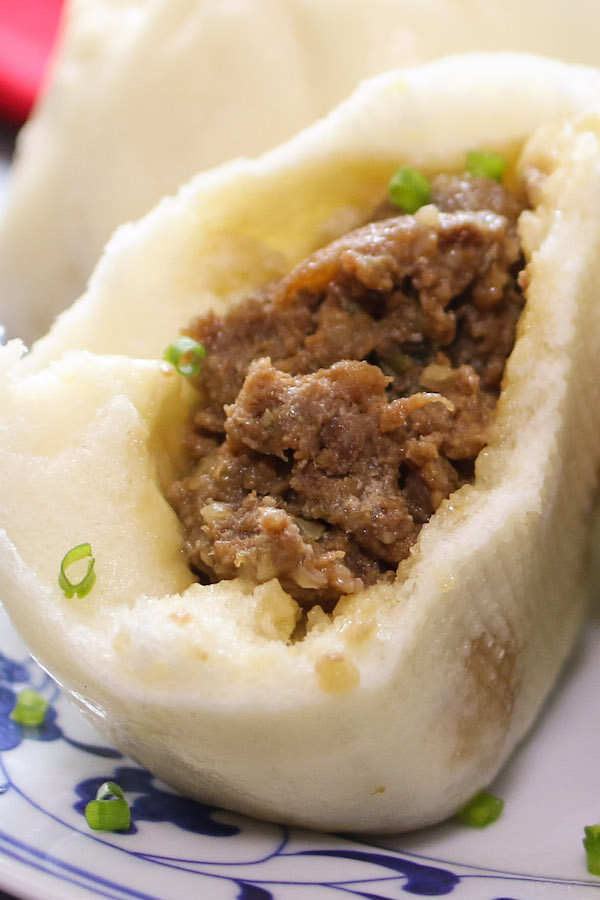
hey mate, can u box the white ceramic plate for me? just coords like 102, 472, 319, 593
2, 139, 600, 900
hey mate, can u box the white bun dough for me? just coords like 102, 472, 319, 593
2, 0, 600, 339
2, 55, 600, 831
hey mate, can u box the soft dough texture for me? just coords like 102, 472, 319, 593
3, 0, 600, 340
3, 55, 600, 832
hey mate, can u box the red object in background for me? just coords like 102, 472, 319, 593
0, 0, 65, 125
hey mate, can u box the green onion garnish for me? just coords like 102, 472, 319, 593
163, 337, 206, 376
456, 790, 504, 827
465, 150, 507, 182
58, 543, 96, 599
388, 166, 431, 214
583, 824, 600, 875
10, 688, 48, 726
85, 781, 131, 832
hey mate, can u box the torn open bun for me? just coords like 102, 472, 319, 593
2, 54, 600, 832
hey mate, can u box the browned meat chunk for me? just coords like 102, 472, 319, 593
168, 174, 525, 610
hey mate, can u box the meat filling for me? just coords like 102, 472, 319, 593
168, 174, 526, 611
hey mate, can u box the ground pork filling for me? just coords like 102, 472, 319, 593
168, 173, 526, 612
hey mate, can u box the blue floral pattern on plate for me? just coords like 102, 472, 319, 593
0, 601, 599, 900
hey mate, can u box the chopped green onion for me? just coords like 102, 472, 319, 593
456, 790, 504, 827
85, 781, 131, 832
58, 543, 96, 599
465, 150, 507, 182
10, 688, 48, 726
388, 166, 431, 214
163, 337, 206, 376
583, 824, 600, 875
377, 352, 414, 376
